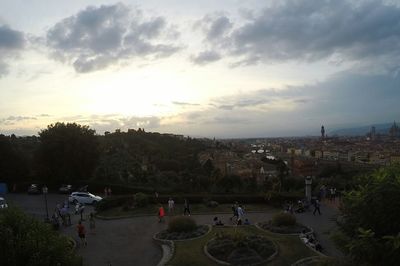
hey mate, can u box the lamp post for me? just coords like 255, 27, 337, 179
42, 186, 49, 222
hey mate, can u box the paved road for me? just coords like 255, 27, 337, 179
6, 194, 342, 266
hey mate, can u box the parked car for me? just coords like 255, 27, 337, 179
68, 192, 102, 205
0, 197, 8, 209
28, 184, 41, 194
59, 184, 73, 194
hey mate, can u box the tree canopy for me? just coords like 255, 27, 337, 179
337, 165, 400, 265
38, 122, 99, 184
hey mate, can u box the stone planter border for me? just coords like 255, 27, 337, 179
255, 222, 314, 236
203, 236, 279, 266
291, 255, 327, 266
154, 224, 212, 242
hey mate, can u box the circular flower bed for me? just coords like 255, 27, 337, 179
259, 212, 311, 234
156, 216, 209, 240
258, 221, 311, 234
206, 232, 277, 265
156, 224, 209, 240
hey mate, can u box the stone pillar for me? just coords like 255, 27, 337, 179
305, 176, 312, 202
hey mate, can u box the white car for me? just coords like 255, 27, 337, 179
68, 192, 102, 205
0, 197, 8, 209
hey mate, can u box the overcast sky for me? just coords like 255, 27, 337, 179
1, 0, 400, 138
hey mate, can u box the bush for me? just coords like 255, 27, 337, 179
271, 212, 296, 226
134, 192, 149, 207
0, 207, 82, 266
168, 216, 197, 233
95, 195, 133, 211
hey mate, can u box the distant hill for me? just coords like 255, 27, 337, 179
330, 122, 394, 136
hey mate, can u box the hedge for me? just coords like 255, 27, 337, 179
95, 191, 303, 211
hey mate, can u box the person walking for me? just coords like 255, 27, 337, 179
168, 198, 175, 215
89, 212, 96, 234
230, 203, 238, 222
183, 199, 191, 216
313, 199, 322, 215
77, 220, 87, 246
237, 205, 245, 225
158, 205, 165, 222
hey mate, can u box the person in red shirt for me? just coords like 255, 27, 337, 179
158, 205, 165, 223
77, 220, 87, 246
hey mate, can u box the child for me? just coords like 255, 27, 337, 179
158, 205, 165, 223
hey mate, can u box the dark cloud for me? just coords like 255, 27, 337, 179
46, 3, 181, 72
0, 24, 25, 77
190, 50, 221, 65
198, 0, 400, 69
0, 116, 36, 126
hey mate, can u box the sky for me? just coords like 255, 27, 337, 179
1, 0, 400, 138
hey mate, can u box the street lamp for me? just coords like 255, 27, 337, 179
42, 185, 49, 222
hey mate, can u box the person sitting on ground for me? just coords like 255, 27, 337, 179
213, 216, 224, 226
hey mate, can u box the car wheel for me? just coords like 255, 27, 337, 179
73, 199, 78, 204
92, 200, 97, 205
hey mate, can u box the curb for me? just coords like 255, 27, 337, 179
291, 256, 328, 266
203, 236, 279, 266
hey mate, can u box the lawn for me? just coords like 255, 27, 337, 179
168, 225, 319, 266
97, 203, 276, 218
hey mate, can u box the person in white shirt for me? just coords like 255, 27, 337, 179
168, 198, 175, 215
237, 205, 245, 225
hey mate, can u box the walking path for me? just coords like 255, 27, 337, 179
61, 202, 342, 266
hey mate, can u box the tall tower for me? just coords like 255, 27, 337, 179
321, 125, 325, 140
370, 126, 376, 139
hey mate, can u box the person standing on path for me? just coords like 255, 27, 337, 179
237, 205, 245, 225
313, 199, 322, 215
183, 199, 191, 216
77, 220, 87, 246
168, 198, 175, 215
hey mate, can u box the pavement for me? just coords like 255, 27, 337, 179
6, 193, 343, 266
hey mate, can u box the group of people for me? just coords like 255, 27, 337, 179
50, 199, 95, 247
230, 202, 246, 225
104, 187, 112, 197
157, 198, 191, 222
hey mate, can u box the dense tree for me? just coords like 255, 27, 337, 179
337, 165, 400, 265
0, 134, 29, 183
37, 122, 99, 184
0, 208, 81, 266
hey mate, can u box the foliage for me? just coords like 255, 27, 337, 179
0, 207, 81, 266
134, 192, 149, 207
337, 165, 400, 265
271, 212, 296, 227
0, 134, 31, 183
168, 216, 197, 233
37, 122, 99, 184
95, 195, 133, 212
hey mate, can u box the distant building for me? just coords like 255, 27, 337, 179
389, 121, 400, 138
321, 125, 325, 140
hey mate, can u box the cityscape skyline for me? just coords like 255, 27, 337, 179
1, 0, 400, 138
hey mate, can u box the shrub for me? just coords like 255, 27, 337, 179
271, 212, 296, 226
168, 216, 197, 233
134, 192, 149, 207
95, 195, 133, 211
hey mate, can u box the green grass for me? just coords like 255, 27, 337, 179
97, 204, 275, 218
168, 226, 319, 266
